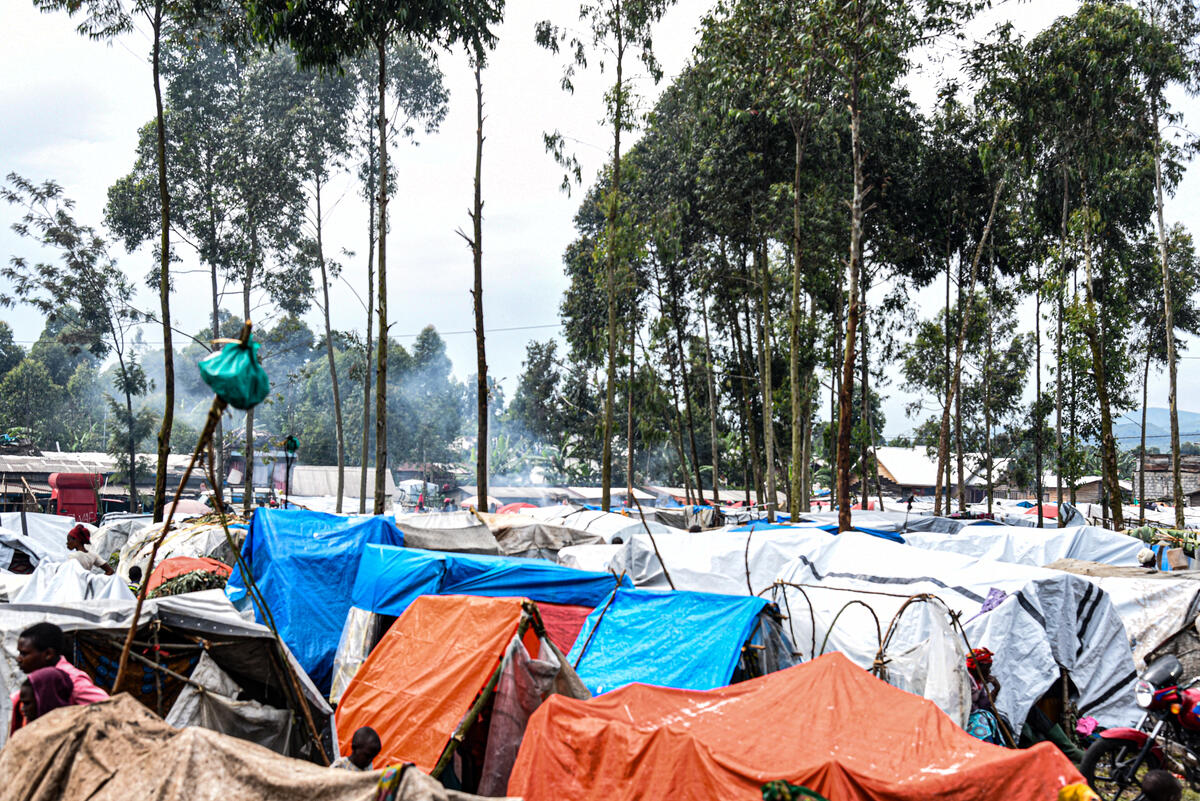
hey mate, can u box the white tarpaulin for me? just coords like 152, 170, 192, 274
773, 533, 1139, 729
555, 544, 623, 573
0, 517, 73, 570
1068, 575, 1200, 669
117, 520, 238, 582
607, 528, 831, 595
902, 525, 1144, 567
524, 506, 681, 544
10, 559, 134, 604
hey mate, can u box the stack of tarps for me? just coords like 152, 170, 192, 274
393, 511, 498, 554
476, 511, 606, 559
225, 509, 405, 693
772, 533, 1139, 728
524, 505, 681, 544
0, 590, 331, 757
567, 587, 797, 695
607, 528, 832, 595
9, 559, 133, 603
336, 595, 589, 795
508, 652, 1085, 801
902, 525, 1145, 567
117, 516, 246, 583
330, 545, 628, 702
0, 695, 491, 801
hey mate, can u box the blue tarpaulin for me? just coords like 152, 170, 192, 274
225, 509, 405, 692
350, 544, 630, 616
567, 587, 769, 695
726, 521, 903, 543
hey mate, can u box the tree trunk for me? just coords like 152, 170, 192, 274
1080, 220, 1124, 530
207, 184, 223, 490
836, 65, 864, 534
1057, 169, 1068, 520
374, 40, 390, 515
731, 302, 762, 505
758, 242, 776, 522
1035, 265, 1044, 527
935, 245, 951, 516
626, 321, 636, 501
984, 246, 994, 515
360, 132, 376, 514
701, 296, 720, 505
242, 228, 255, 518
1152, 93, 1184, 527
801, 299, 815, 512
470, 61, 488, 509
859, 276, 869, 507
150, 0, 174, 522
788, 119, 809, 519
316, 180, 345, 513
670, 277, 704, 504
600, 27, 626, 513
934, 180, 1005, 520
1141, 342, 1151, 525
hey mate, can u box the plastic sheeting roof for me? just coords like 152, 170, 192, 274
225, 509, 405, 692
567, 587, 769, 695
508, 652, 1084, 801
10, 559, 134, 603
349, 544, 628, 617
901, 525, 1144, 568
773, 533, 1139, 729
523, 507, 680, 544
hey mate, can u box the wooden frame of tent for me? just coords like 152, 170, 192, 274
430, 598, 551, 779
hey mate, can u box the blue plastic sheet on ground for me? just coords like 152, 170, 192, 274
350, 544, 629, 617
567, 587, 769, 695
225, 509, 405, 692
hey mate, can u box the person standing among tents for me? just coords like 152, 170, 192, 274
965, 648, 1006, 745
65, 524, 114, 576
10, 623, 108, 732
330, 726, 381, 770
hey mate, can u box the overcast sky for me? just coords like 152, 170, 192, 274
2, 0, 1198, 438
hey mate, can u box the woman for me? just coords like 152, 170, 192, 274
10, 666, 73, 735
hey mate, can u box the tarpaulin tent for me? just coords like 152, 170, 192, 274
10, 559, 133, 603
523, 505, 681, 543
0, 695, 492, 801
607, 528, 831, 595
118, 518, 246, 582
476, 511, 607, 560
507, 652, 1085, 801
336, 595, 588, 795
902, 525, 1144, 567
556, 543, 622, 572
330, 545, 627, 701
393, 511, 498, 554
0, 590, 330, 757
225, 509, 405, 693
772, 533, 1139, 729
567, 587, 797, 695
146, 555, 232, 593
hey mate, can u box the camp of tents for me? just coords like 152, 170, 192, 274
0, 498, 1187, 798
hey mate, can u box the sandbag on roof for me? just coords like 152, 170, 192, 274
902, 525, 1144, 567
0, 695, 486, 801
567, 587, 796, 695
393, 511, 498, 554
225, 508, 404, 693
773, 533, 1139, 728
507, 652, 1085, 801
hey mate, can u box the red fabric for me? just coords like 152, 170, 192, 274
336, 595, 524, 772
851, 501, 876, 511
508, 652, 1083, 800
146, 557, 232, 592
497, 502, 537, 514
1025, 504, 1059, 517
534, 603, 593, 655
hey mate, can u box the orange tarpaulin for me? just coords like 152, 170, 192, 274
508, 652, 1084, 800
146, 556, 231, 592
335, 594, 524, 772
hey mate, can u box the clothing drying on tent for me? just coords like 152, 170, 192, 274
335, 594, 588, 796
330, 545, 628, 701
567, 587, 797, 695
225, 508, 405, 693
507, 652, 1085, 801
0, 590, 329, 757
772, 533, 1139, 730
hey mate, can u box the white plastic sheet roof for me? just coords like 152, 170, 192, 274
901, 525, 1145, 567
10, 559, 133, 604
523, 507, 680, 544
773, 533, 1138, 729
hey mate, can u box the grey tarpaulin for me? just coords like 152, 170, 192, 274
393, 511, 499, 554
166, 651, 293, 754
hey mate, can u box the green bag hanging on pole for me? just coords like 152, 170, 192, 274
199, 337, 270, 410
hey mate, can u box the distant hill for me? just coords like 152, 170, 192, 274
1114, 407, 1200, 445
